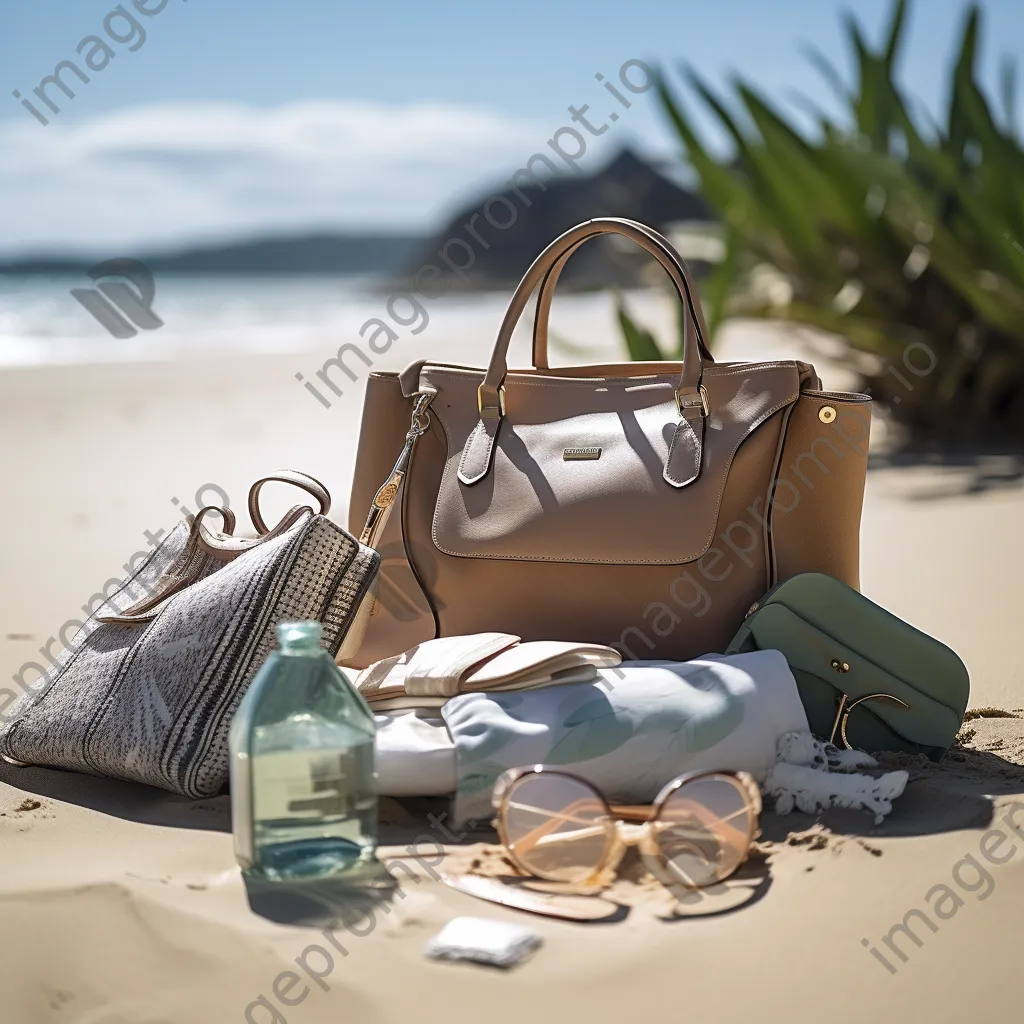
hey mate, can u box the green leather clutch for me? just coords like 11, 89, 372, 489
726, 573, 970, 760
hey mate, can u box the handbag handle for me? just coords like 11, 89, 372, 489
97, 473, 333, 626
460, 219, 710, 489
248, 470, 331, 535
530, 219, 713, 369
96, 505, 240, 625
478, 218, 709, 417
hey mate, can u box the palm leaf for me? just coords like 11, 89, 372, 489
617, 0, 1024, 438
800, 44, 851, 106
1000, 56, 1018, 138
883, 0, 909, 70
616, 298, 665, 362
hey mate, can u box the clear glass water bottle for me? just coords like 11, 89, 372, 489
230, 620, 378, 881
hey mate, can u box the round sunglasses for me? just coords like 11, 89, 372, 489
491, 766, 762, 890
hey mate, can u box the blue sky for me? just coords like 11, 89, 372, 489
0, 0, 1021, 255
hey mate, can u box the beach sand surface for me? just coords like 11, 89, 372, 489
1, 302, 1022, 1023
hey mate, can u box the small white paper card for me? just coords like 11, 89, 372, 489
424, 916, 542, 969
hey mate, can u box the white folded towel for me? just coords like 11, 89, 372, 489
373, 650, 909, 827
374, 711, 456, 797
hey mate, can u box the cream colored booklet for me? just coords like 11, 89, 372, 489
355, 632, 621, 711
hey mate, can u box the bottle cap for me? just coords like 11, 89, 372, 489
277, 620, 323, 654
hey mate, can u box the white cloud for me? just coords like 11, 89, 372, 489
0, 99, 564, 256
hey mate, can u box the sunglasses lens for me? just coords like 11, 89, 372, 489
502, 773, 613, 883
652, 774, 757, 888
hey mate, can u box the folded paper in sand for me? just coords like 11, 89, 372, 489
425, 915, 542, 968
355, 633, 621, 711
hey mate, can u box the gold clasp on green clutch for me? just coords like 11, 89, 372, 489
829, 692, 910, 749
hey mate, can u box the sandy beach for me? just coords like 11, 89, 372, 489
2, 303, 1023, 1023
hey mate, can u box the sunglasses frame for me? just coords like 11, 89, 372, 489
491, 764, 762, 889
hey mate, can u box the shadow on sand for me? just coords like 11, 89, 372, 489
868, 444, 1023, 498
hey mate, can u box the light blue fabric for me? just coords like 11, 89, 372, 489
441, 654, 802, 825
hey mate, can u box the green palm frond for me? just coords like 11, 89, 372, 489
618, 0, 1024, 439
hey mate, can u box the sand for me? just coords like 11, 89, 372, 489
1, 302, 1023, 1023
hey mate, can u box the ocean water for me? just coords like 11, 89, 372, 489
0, 273, 518, 368
0, 272, 660, 377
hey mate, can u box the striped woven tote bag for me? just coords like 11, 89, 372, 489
0, 472, 379, 798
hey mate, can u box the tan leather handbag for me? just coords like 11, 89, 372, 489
342, 218, 871, 668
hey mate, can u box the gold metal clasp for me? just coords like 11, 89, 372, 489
477, 383, 506, 420
675, 384, 709, 417
828, 691, 910, 749
359, 390, 434, 548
